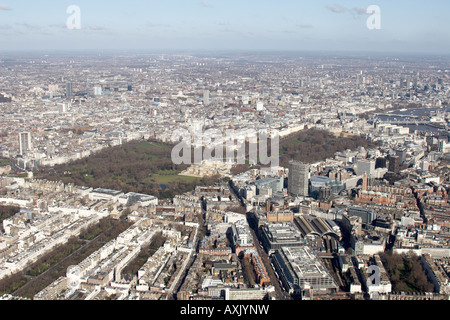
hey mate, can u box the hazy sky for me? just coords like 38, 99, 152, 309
1, 0, 450, 54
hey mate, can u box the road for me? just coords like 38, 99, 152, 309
227, 180, 290, 300
247, 222, 291, 300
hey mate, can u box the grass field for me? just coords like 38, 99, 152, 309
143, 171, 200, 184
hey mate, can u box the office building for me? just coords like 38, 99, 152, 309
375, 157, 387, 169
299, 79, 304, 88
58, 103, 68, 114
310, 176, 344, 198
66, 82, 72, 98
19, 132, 32, 155
318, 186, 332, 201
272, 246, 337, 295
348, 206, 377, 225
93, 86, 102, 96
356, 159, 375, 177
388, 155, 400, 173
253, 176, 284, 195
260, 222, 304, 253
202, 89, 210, 106
288, 161, 309, 196
396, 148, 407, 164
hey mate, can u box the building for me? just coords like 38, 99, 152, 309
260, 222, 304, 253
253, 176, 284, 195
309, 176, 344, 198
118, 192, 158, 206
348, 206, 377, 225
271, 246, 338, 295
88, 188, 124, 201
375, 157, 387, 169
93, 86, 102, 96
66, 82, 72, 98
356, 159, 376, 177
266, 210, 293, 223
420, 254, 450, 294
243, 248, 271, 286
230, 219, 253, 254
396, 148, 407, 164
293, 216, 341, 241
288, 161, 309, 196
203, 90, 210, 106
18, 132, 32, 155
388, 155, 400, 173
360, 254, 392, 296
225, 287, 268, 300
318, 186, 332, 201
58, 103, 68, 114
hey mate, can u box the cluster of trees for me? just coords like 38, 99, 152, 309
79, 217, 131, 241
25, 237, 83, 277
0, 271, 28, 296
0, 205, 20, 232
229, 164, 251, 176
0, 237, 83, 298
35, 139, 222, 199
278, 128, 378, 167
380, 251, 434, 293
2, 217, 133, 299
241, 255, 257, 286
0, 94, 11, 103
121, 231, 167, 279
0, 205, 20, 221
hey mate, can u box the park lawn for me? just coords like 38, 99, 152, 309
144, 172, 200, 185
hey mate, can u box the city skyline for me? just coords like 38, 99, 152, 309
0, 1, 450, 54
1, 41, 450, 303
1, 0, 450, 306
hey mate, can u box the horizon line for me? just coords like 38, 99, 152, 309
1, 48, 450, 58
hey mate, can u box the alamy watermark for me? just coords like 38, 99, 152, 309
171, 124, 279, 168
366, 5, 381, 30
66, 265, 81, 295
66, 5, 81, 30
367, 265, 381, 286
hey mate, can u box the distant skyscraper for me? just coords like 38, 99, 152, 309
348, 206, 377, 225
395, 148, 407, 164
66, 82, 72, 98
288, 160, 309, 196
318, 186, 331, 201
58, 103, 68, 114
93, 86, 102, 96
375, 157, 387, 169
19, 132, 32, 155
388, 155, 400, 173
356, 159, 375, 177
202, 90, 210, 106
128, 85, 133, 91
48, 84, 58, 93
299, 79, 304, 88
